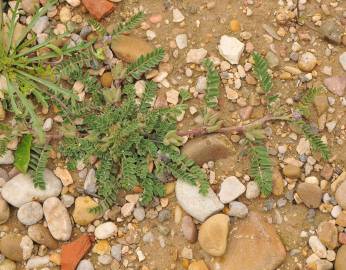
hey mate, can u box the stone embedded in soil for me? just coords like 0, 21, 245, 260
324, 76, 346, 97
181, 134, 233, 166
336, 211, 346, 227
297, 183, 322, 209
283, 164, 301, 179
61, 235, 93, 270
317, 221, 338, 250
175, 179, 224, 222
298, 52, 317, 72
188, 260, 209, 270
181, 215, 197, 243
100, 72, 113, 88
1, 169, 62, 207
72, 196, 101, 226
26, 256, 50, 269
111, 35, 154, 63
336, 181, 346, 210
198, 214, 230, 256
43, 197, 72, 241
0, 195, 10, 224
186, 48, 208, 64
218, 35, 244, 65
21, 0, 39, 15
0, 234, 33, 262
28, 224, 58, 250
212, 212, 286, 270
313, 94, 329, 116
228, 201, 248, 218
320, 19, 343, 44
335, 245, 346, 270
84, 169, 97, 194
272, 169, 285, 196
82, 0, 115, 20
0, 259, 16, 270
218, 176, 245, 204
17, 201, 43, 226
0, 151, 14, 165
32, 16, 49, 34
309, 235, 327, 258
77, 259, 94, 270
94, 222, 117, 239
339, 52, 346, 71
245, 181, 260, 199
172, 8, 185, 23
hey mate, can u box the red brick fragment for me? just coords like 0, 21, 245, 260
82, 0, 115, 20
61, 234, 94, 270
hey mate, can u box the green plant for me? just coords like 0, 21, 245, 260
0, 0, 91, 142
203, 59, 220, 109
112, 11, 145, 39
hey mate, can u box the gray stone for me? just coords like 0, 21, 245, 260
17, 201, 43, 225
84, 169, 97, 194
111, 244, 122, 261
77, 259, 94, 270
228, 201, 248, 218
133, 207, 145, 221
175, 179, 224, 222
218, 35, 244, 64
158, 209, 171, 222
32, 16, 49, 34
0, 151, 14, 165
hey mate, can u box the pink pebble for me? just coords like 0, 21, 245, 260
149, 14, 162, 24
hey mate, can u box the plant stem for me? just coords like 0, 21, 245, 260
176, 114, 291, 137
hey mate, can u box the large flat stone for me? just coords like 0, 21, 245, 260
175, 180, 224, 222
182, 134, 233, 166
212, 212, 286, 270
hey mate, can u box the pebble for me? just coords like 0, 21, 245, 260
32, 16, 49, 34
228, 201, 248, 218
218, 176, 246, 203
186, 48, 207, 64
133, 207, 146, 221
181, 215, 197, 243
317, 221, 338, 250
43, 197, 72, 241
1, 169, 62, 207
336, 181, 346, 209
218, 35, 244, 64
283, 164, 300, 179
297, 183, 322, 209
176, 34, 187, 49
111, 244, 122, 261
17, 201, 43, 226
72, 196, 101, 225
26, 256, 49, 269
324, 76, 346, 97
77, 259, 94, 270
158, 209, 171, 222
61, 194, 74, 208
84, 169, 97, 194
339, 52, 346, 71
121, 202, 135, 217
230, 19, 241, 32
175, 179, 224, 222
335, 245, 346, 270
298, 52, 317, 72
42, 118, 53, 132
21, 0, 39, 14
0, 234, 33, 262
95, 222, 117, 239
172, 8, 185, 22
66, 0, 81, 7
246, 181, 260, 199
0, 196, 10, 224
266, 51, 280, 68
27, 224, 58, 249
198, 214, 230, 256
0, 259, 16, 270
59, 6, 72, 23
320, 19, 343, 44
309, 236, 327, 258
0, 151, 14, 165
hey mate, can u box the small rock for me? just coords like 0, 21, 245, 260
188, 260, 209, 270
72, 196, 101, 226
111, 244, 122, 261
17, 201, 43, 225
246, 181, 260, 199
0, 151, 14, 165
111, 36, 154, 63
0, 234, 33, 262
309, 236, 327, 258
172, 8, 185, 22
43, 197, 72, 241
95, 222, 117, 239
175, 180, 224, 222
297, 183, 322, 208
218, 176, 246, 203
218, 35, 244, 64
314, 95, 329, 116
22, 0, 39, 14
324, 76, 346, 97
32, 16, 49, 34
339, 52, 346, 71
336, 181, 346, 209
198, 214, 230, 256
298, 52, 317, 72
133, 207, 146, 221
121, 202, 135, 217
54, 167, 73, 187
77, 259, 94, 270
66, 0, 81, 7
228, 201, 248, 218
158, 209, 171, 222
59, 6, 72, 23
82, 0, 115, 20
100, 72, 113, 88
272, 169, 285, 196
84, 169, 97, 194
1, 169, 62, 207
28, 224, 58, 249
0, 259, 16, 270
26, 256, 49, 269
43, 118, 53, 132
320, 19, 343, 44
176, 34, 187, 49
0, 196, 10, 224
186, 48, 207, 64
317, 221, 338, 249
336, 212, 346, 227
266, 51, 280, 68
335, 245, 346, 270
181, 215, 197, 243
283, 164, 300, 179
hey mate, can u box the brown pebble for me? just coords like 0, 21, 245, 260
100, 72, 113, 88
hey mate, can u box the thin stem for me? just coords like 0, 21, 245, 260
176, 114, 291, 137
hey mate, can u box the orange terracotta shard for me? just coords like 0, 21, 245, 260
61, 234, 94, 270
82, 0, 115, 20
